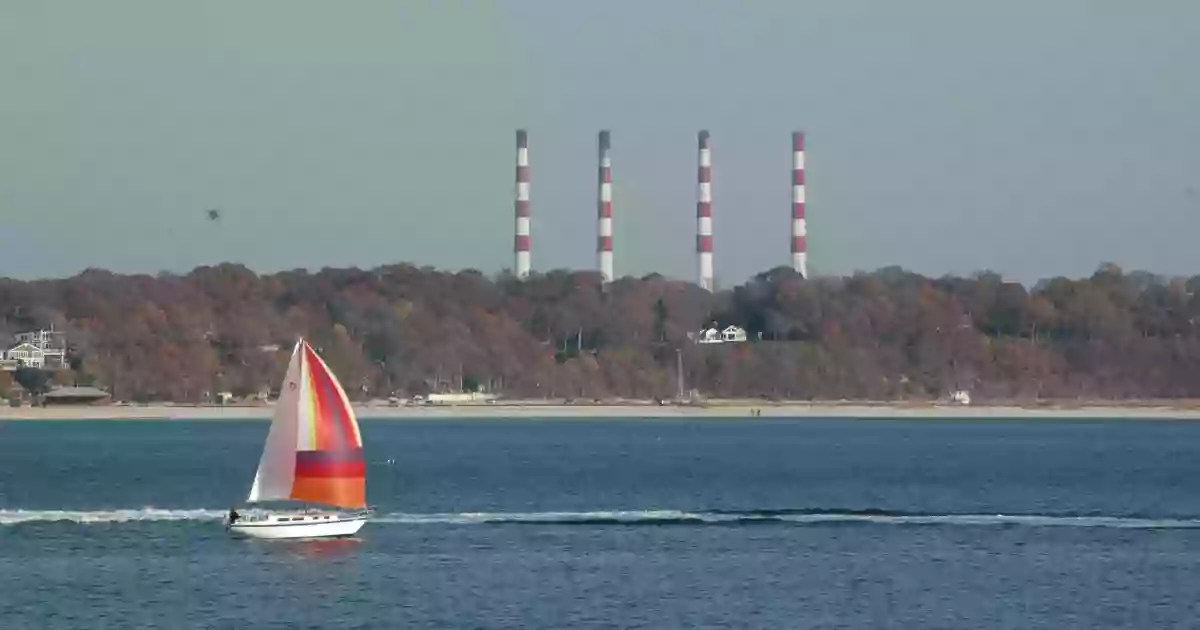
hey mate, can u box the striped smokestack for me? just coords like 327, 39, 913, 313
791, 131, 808, 278
597, 130, 613, 282
514, 129, 531, 278
696, 130, 714, 291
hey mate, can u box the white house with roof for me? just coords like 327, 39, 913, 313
720, 325, 747, 342
690, 323, 748, 345
4, 342, 45, 368
2, 328, 67, 371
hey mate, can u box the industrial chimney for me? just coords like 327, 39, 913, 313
597, 130, 613, 282
696, 130, 713, 291
791, 131, 807, 278
514, 129, 531, 278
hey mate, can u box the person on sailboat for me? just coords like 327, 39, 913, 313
227, 508, 240, 525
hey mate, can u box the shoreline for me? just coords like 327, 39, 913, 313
6, 401, 1200, 421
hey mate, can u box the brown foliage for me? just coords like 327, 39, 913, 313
2, 262, 1199, 402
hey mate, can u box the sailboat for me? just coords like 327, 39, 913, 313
225, 339, 372, 539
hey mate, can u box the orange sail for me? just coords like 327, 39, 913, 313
247, 340, 366, 510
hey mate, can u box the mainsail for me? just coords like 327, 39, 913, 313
247, 340, 366, 509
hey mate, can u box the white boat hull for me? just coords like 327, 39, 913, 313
227, 511, 368, 540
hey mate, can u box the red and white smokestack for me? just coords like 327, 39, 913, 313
791, 131, 808, 278
514, 129, 531, 278
696, 130, 714, 291
597, 130, 614, 282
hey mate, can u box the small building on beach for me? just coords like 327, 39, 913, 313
42, 386, 111, 406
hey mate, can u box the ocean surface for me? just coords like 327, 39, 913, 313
3, 417, 1200, 629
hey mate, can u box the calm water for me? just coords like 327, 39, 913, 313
3, 418, 1200, 629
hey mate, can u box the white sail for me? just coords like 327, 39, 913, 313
247, 340, 305, 503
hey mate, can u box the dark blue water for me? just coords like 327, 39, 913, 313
3, 418, 1200, 628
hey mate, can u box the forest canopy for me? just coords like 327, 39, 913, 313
2, 262, 1198, 402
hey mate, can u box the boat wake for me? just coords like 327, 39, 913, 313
0, 508, 228, 524
375, 509, 1200, 529
4, 507, 1200, 530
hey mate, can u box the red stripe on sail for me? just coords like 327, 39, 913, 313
304, 345, 358, 451
322, 347, 359, 447
295, 458, 365, 478
295, 448, 364, 467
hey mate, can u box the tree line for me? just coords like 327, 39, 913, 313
2, 261, 1199, 403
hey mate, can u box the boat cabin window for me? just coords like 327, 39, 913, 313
267, 515, 338, 522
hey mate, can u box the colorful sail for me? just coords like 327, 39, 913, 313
247, 340, 366, 510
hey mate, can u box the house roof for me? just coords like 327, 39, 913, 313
5, 342, 40, 352
43, 386, 111, 399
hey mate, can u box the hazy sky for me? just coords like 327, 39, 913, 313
2, 0, 1198, 284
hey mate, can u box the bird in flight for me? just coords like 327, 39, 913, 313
206, 208, 221, 221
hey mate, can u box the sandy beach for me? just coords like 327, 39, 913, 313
5, 400, 1200, 421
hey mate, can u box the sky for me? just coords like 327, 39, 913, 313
1, 0, 1198, 285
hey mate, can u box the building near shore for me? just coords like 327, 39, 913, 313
2, 328, 67, 371
426, 392, 498, 405
42, 386, 111, 406
3, 381, 28, 406
690, 324, 748, 344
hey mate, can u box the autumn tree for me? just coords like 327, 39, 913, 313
5, 261, 1200, 402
